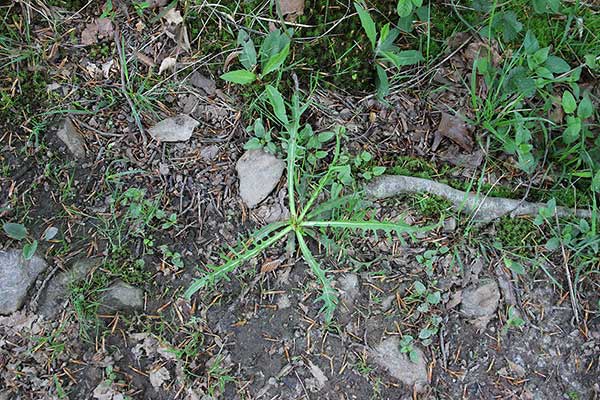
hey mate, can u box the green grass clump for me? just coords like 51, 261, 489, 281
0, 70, 48, 125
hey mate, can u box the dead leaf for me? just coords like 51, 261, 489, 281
464, 41, 501, 67
149, 366, 170, 390
178, 24, 191, 53
81, 22, 98, 46
307, 360, 328, 389
85, 62, 102, 79
101, 60, 114, 78
438, 146, 484, 169
223, 50, 241, 71
136, 52, 156, 68
164, 8, 183, 25
278, 0, 304, 21
158, 57, 177, 75
96, 18, 114, 38
433, 112, 473, 152
549, 104, 564, 124
446, 290, 462, 309
260, 258, 282, 273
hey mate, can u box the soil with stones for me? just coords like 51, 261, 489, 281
1, 2, 599, 400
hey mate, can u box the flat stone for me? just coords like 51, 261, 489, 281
200, 145, 219, 161
99, 281, 144, 313
38, 259, 96, 318
188, 72, 216, 96
461, 279, 500, 328
236, 149, 285, 208
0, 249, 47, 315
370, 337, 428, 392
56, 118, 86, 158
443, 217, 457, 232
338, 274, 359, 324
148, 114, 199, 142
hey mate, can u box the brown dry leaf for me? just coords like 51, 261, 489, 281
178, 24, 191, 53
81, 22, 98, 46
164, 8, 184, 25
278, 0, 304, 20
101, 59, 114, 78
464, 41, 501, 67
433, 112, 473, 152
136, 52, 156, 68
96, 18, 113, 38
149, 366, 170, 390
223, 50, 241, 71
446, 290, 462, 309
260, 258, 282, 273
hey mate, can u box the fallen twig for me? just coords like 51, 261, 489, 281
366, 175, 593, 223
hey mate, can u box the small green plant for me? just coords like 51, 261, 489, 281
347, 150, 386, 181
185, 85, 435, 322
243, 118, 278, 154
132, 1, 150, 16
411, 280, 442, 314
100, 0, 115, 20
353, 1, 424, 99
2, 222, 57, 260
532, 198, 599, 292
159, 245, 184, 270
398, 335, 420, 363
355, 354, 374, 375
221, 29, 292, 85
97, 187, 176, 255
501, 305, 525, 335
207, 355, 235, 396
416, 245, 449, 276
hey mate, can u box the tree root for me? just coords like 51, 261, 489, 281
366, 175, 593, 223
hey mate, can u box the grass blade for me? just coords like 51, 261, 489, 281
287, 126, 298, 218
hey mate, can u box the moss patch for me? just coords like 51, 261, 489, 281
495, 215, 542, 254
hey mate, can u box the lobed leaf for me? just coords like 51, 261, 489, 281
296, 231, 337, 322
184, 225, 292, 299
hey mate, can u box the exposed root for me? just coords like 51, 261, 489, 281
366, 175, 593, 223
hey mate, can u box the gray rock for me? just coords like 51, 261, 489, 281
148, 114, 199, 142
254, 203, 289, 223
57, 118, 86, 158
200, 145, 219, 161
0, 250, 47, 315
99, 281, 144, 313
461, 279, 500, 328
38, 259, 96, 318
370, 337, 428, 392
339, 274, 359, 302
443, 217, 457, 232
236, 149, 285, 208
